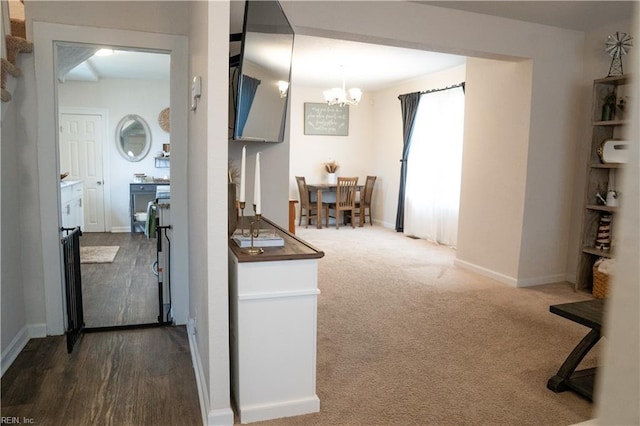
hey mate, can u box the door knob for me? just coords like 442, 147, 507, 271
97, 181, 103, 185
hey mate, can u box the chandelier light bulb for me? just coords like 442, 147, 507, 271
277, 80, 289, 98
324, 67, 361, 106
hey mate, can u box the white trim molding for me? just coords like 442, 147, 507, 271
516, 273, 568, 287
1, 323, 47, 376
188, 320, 234, 426
455, 258, 569, 288
454, 258, 518, 287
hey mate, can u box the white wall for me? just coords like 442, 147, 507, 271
1, 89, 30, 371
188, 1, 233, 424
58, 79, 170, 231
456, 58, 533, 282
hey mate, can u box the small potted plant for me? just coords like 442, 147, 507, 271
323, 160, 339, 184
602, 92, 617, 121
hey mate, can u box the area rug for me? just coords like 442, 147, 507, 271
80, 246, 119, 264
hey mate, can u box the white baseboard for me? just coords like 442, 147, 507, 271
1, 323, 46, 377
454, 258, 518, 286
188, 326, 211, 425
455, 259, 569, 288
516, 273, 568, 287
208, 408, 235, 426
238, 396, 320, 424
379, 220, 396, 229
1, 326, 29, 377
187, 320, 234, 426
110, 226, 130, 233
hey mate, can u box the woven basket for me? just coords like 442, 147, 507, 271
592, 266, 610, 299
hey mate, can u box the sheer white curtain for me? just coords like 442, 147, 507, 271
404, 86, 465, 246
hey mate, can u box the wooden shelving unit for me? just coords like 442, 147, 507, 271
575, 75, 631, 292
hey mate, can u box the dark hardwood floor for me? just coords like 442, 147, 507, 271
1, 326, 201, 425
80, 232, 159, 328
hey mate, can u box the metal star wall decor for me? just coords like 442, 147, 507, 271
606, 31, 633, 77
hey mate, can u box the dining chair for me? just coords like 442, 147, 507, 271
295, 176, 329, 228
352, 175, 376, 226
330, 177, 359, 229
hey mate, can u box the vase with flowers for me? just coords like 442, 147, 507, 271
323, 160, 339, 184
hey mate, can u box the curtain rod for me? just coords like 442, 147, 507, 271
398, 82, 465, 99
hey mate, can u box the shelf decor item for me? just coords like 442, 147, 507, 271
606, 31, 633, 77
158, 107, 170, 132
594, 214, 612, 252
601, 92, 616, 121
323, 160, 339, 173
323, 160, 339, 184
592, 257, 615, 298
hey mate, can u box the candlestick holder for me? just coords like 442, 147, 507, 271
238, 201, 250, 237
252, 205, 262, 237
243, 216, 264, 255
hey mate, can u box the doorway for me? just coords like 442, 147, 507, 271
56, 43, 170, 328
34, 22, 189, 336
59, 110, 107, 232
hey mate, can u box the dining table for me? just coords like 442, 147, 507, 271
306, 183, 364, 229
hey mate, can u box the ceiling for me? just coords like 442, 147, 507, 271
291, 36, 466, 91
418, 1, 635, 32
64, 49, 170, 82
64, 1, 634, 89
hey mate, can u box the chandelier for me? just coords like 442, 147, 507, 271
323, 69, 361, 106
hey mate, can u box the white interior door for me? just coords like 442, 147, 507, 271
59, 112, 106, 232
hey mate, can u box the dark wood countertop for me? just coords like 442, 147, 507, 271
229, 216, 324, 263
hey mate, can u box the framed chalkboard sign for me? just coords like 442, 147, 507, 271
304, 103, 349, 136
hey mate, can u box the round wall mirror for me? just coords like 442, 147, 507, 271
116, 114, 152, 162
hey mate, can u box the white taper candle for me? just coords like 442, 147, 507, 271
239, 146, 246, 203
254, 152, 261, 214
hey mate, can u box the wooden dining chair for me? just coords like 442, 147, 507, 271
352, 175, 376, 226
295, 176, 329, 228
330, 177, 359, 229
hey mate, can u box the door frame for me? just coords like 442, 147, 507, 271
34, 22, 189, 335
59, 107, 111, 232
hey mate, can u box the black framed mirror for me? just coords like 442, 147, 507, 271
115, 114, 152, 162
231, 0, 294, 143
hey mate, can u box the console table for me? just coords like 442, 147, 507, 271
547, 299, 604, 401
228, 217, 324, 423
